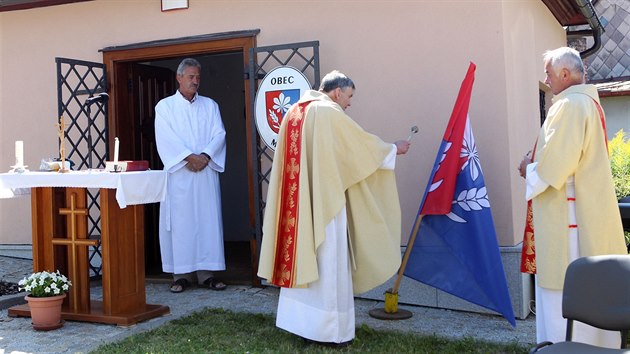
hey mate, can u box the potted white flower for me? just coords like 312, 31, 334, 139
18, 270, 72, 330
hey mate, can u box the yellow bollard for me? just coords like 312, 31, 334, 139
384, 289, 398, 313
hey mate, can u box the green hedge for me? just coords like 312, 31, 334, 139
610, 129, 630, 201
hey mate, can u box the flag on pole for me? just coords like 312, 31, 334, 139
403, 62, 516, 327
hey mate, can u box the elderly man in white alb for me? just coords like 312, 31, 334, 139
258, 70, 410, 346
155, 58, 228, 293
519, 47, 627, 348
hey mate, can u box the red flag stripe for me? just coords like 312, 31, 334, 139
420, 62, 476, 215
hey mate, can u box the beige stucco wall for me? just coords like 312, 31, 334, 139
601, 96, 630, 139
0, 0, 565, 247
501, 1, 566, 245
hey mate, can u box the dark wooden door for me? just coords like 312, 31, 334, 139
102, 31, 258, 283
130, 63, 175, 274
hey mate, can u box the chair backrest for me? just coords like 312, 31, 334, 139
562, 255, 630, 331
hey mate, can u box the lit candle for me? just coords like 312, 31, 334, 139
15, 141, 24, 167
113, 137, 119, 164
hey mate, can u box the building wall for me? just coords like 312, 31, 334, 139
500, 0, 565, 246
0, 0, 565, 248
602, 96, 630, 138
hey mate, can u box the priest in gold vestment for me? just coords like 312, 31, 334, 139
519, 47, 627, 348
258, 71, 410, 344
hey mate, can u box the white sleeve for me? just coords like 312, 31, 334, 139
379, 144, 397, 170
525, 162, 549, 201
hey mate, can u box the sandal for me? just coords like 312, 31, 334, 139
170, 278, 190, 293
201, 277, 227, 291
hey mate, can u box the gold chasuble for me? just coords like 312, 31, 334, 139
529, 84, 626, 290
258, 90, 402, 294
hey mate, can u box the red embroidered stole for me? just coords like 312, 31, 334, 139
520, 99, 608, 274
520, 143, 537, 274
270, 101, 312, 287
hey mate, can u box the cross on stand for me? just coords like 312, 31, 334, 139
52, 190, 99, 313
6, 171, 171, 326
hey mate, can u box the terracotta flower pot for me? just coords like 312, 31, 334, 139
25, 293, 66, 331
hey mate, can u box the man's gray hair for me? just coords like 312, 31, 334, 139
177, 58, 201, 76
319, 70, 355, 93
543, 47, 584, 77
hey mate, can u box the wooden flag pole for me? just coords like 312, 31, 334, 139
391, 214, 424, 295
369, 213, 424, 320
369, 125, 424, 320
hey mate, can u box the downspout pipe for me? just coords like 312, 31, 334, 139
569, 0, 604, 59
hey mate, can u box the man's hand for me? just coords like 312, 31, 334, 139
185, 153, 210, 172
394, 140, 411, 155
518, 152, 532, 178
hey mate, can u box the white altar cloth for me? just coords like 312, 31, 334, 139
0, 170, 167, 208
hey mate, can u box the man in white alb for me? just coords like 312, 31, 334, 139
155, 58, 228, 293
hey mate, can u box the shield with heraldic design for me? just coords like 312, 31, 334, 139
254, 66, 311, 150
265, 89, 301, 133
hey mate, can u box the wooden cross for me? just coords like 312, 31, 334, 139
52, 192, 99, 311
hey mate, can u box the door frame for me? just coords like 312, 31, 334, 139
100, 29, 260, 285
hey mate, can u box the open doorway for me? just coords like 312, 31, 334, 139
102, 32, 258, 285
137, 53, 251, 282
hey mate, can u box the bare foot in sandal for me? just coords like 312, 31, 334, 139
201, 277, 227, 291
170, 278, 190, 293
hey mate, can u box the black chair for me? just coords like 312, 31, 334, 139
530, 255, 630, 353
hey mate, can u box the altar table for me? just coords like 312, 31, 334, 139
0, 170, 170, 326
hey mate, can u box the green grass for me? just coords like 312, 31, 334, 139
91, 308, 528, 353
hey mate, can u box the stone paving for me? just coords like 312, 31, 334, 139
0, 255, 536, 353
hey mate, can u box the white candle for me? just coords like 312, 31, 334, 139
15, 141, 24, 167
113, 137, 119, 164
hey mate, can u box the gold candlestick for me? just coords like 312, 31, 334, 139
56, 116, 69, 173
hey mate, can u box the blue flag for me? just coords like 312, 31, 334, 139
403, 63, 516, 327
